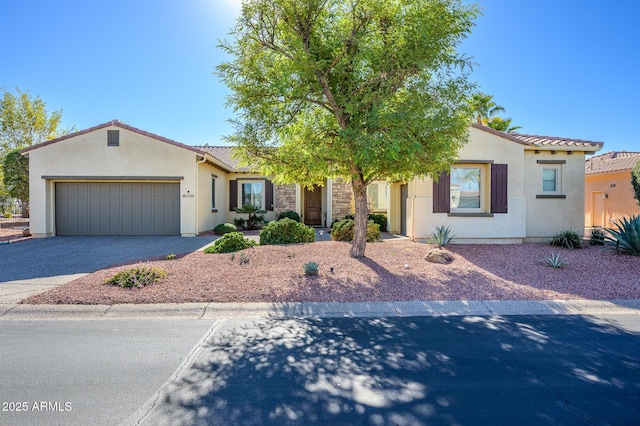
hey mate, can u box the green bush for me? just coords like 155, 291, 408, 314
3, 212, 12, 218
429, 225, 455, 247
550, 229, 583, 249
330, 218, 381, 242
259, 218, 315, 245
204, 232, 256, 254
277, 210, 301, 222
303, 261, 320, 276
213, 223, 238, 236
106, 267, 167, 288
604, 214, 640, 255
338, 213, 387, 232
233, 218, 245, 229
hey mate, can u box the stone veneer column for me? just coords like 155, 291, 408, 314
331, 178, 354, 221
274, 184, 297, 216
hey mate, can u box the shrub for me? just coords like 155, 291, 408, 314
550, 229, 583, 249
214, 223, 238, 236
259, 218, 315, 245
277, 210, 301, 222
429, 225, 455, 247
165, 253, 176, 260
233, 218, 245, 229
106, 267, 167, 288
603, 214, 640, 255
204, 232, 256, 254
236, 204, 266, 230
330, 218, 381, 242
588, 228, 607, 246
3, 212, 12, 218
545, 253, 568, 268
303, 261, 320, 276
337, 213, 387, 232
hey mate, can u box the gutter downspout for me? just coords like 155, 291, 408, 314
411, 178, 417, 242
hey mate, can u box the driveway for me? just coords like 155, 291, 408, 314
0, 237, 216, 302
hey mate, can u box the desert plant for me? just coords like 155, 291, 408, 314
204, 232, 256, 254
603, 214, 640, 255
550, 229, 582, 249
165, 253, 176, 260
588, 228, 607, 246
214, 223, 238, 236
330, 218, 381, 242
429, 225, 455, 247
259, 218, 315, 245
106, 267, 167, 288
545, 253, 568, 268
233, 218, 246, 229
238, 252, 250, 264
236, 204, 266, 230
277, 210, 301, 222
303, 261, 320, 276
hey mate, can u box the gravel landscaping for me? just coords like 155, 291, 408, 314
22, 239, 640, 305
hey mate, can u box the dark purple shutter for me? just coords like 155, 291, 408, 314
491, 164, 508, 213
229, 180, 237, 211
432, 171, 450, 213
265, 180, 274, 211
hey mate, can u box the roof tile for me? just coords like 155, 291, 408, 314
585, 151, 640, 175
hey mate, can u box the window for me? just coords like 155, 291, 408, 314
367, 182, 389, 211
107, 130, 119, 146
542, 168, 558, 193
211, 175, 216, 210
450, 166, 482, 211
241, 182, 264, 209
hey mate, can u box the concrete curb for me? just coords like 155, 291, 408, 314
1, 299, 639, 321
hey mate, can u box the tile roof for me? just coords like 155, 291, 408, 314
585, 151, 640, 175
471, 123, 604, 150
195, 145, 253, 172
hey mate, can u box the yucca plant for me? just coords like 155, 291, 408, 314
550, 229, 583, 249
429, 225, 455, 247
603, 214, 640, 255
545, 253, 568, 268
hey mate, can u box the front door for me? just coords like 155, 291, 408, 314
304, 186, 322, 226
591, 191, 604, 227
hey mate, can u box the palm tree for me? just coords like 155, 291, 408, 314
469, 93, 506, 125
487, 117, 522, 133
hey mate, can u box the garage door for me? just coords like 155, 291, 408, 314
55, 182, 180, 236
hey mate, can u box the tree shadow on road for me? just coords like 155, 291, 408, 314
143, 313, 640, 425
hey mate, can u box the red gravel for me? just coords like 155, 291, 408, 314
21, 240, 640, 305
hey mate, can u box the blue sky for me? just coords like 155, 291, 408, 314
1, 0, 637, 153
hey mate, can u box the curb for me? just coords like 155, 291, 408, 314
1, 299, 640, 321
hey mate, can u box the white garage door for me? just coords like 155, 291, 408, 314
55, 182, 180, 236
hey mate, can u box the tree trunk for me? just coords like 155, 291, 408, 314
349, 178, 369, 258
21, 201, 29, 219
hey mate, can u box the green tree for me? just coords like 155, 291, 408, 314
469, 92, 505, 125
487, 116, 522, 133
632, 160, 640, 208
2, 148, 29, 216
218, 0, 479, 257
1, 88, 74, 218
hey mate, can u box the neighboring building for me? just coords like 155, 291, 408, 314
22, 120, 603, 242
584, 151, 640, 228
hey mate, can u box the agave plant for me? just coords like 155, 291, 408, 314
545, 253, 568, 268
603, 214, 640, 255
429, 225, 455, 247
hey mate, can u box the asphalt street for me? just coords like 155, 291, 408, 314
2, 314, 638, 426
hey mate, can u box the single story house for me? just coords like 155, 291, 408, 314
22, 120, 603, 242
584, 151, 640, 228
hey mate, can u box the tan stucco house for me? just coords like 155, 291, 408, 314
585, 151, 640, 228
22, 120, 603, 242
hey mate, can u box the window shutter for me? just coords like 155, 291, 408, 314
265, 180, 274, 211
229, 180, 237, 211
432, 171, 450, 213
491, 164, 508, 214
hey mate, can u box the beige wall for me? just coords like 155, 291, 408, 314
585, 171, 640, 227
196, 162, 230, 234
405, 127, 527, 243
27, 125, 200, 237
523, 150, 586, 240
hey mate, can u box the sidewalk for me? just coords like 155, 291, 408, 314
2, 299, 640, 321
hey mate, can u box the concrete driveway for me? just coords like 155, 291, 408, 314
0, 236, 216, 303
